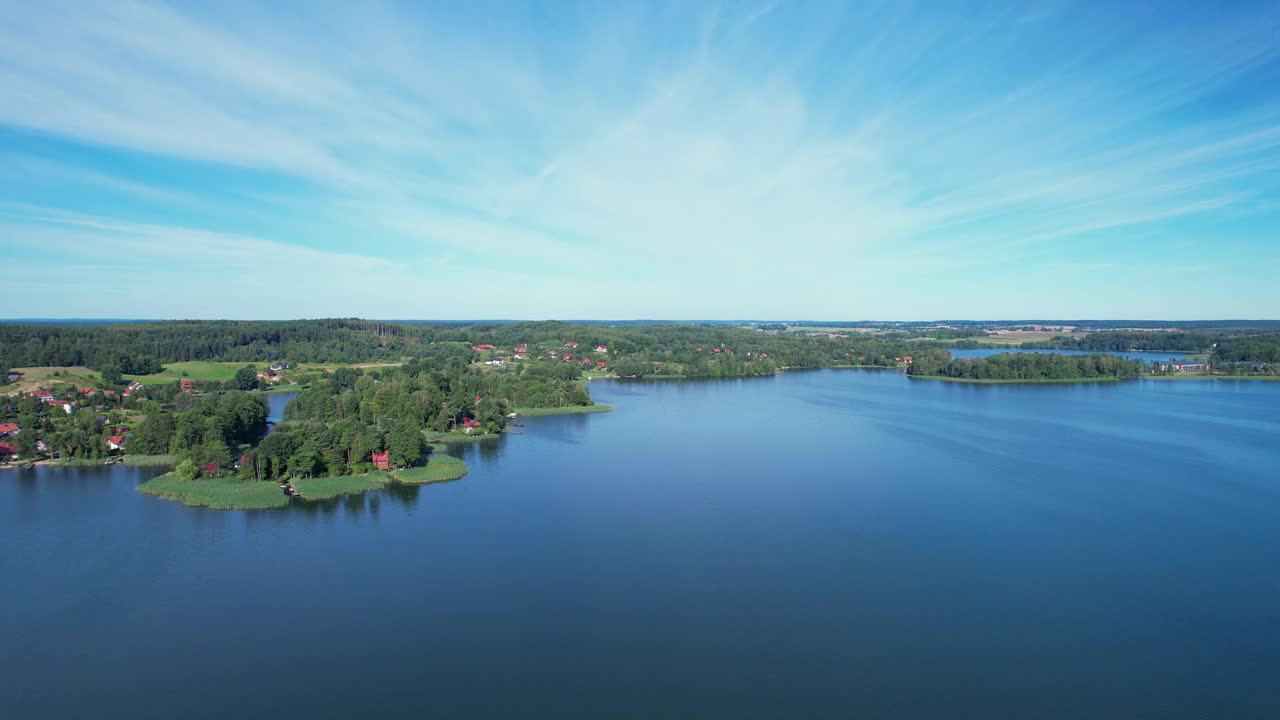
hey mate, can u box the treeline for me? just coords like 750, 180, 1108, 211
0, 319, 416, 371
462, 321, 925, 377
126, 393, 269, 466
907, 352, 1145, 381
1023, 331, 1214, 352
1214, 334, 1280, 364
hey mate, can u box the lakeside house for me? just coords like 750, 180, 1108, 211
259, 368, 278, 381
107, 435, 126, 451
0, 422, 19, 437
0, 442, 16, 460
462, 418, 480, 433
371, 450, 391, 470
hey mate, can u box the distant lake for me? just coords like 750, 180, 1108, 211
265, 391, 297, 430
950, 347, 1193, 362
3, 371, 1279, 718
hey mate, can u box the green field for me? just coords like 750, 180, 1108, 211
136, 472, 392, 510
124, 361, 248, 385
514, 404, 614, 416
391, 455, 469, 484
6, 366, 103, 394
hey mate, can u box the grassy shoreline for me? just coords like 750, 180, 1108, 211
123, 454, 177, 467
513, 404, 614, 416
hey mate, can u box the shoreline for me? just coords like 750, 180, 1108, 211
513, 404, 614, 416
907, 375, 1127, 384
135, 454, 471, 510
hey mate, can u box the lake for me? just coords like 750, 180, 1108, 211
3, 370, 1279, 718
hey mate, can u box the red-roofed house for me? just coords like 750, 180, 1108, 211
371, 450, 391, 470
564, 341, 578, 348
597, 361, 607, 367
594, 344, 608, 353
462, 418, 480, 433
564, 354, 574, 361
0, 442, 16, 460
79, 387, 96, 396
180, 380, 195, 392
203, 462, 219, 475
474, 395, 484, 403
107, 435, 126, 451
0, 422, 19, 437
259, 369, 278, 381
471, 344, 496, 351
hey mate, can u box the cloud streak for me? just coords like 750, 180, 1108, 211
0, 0, 1277, 319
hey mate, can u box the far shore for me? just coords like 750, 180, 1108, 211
907, 375, 1126, 385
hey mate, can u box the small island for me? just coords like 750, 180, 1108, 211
905, 352, 1145, 384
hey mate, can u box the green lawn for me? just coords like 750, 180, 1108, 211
136, 472, 392, 510
513, 404, 615, 416
391, 455, 469, 484
124, 361, 248, 385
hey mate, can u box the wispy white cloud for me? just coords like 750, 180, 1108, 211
0, 0, 1277, 318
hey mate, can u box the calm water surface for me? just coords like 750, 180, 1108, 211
3, 371, 1279, 719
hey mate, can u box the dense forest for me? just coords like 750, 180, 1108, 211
1214, 334, 1280, 365
1022, 331, 1215, 352
907, 352, 1145, 381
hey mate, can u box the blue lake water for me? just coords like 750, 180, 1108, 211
950, 347, 1193, 362
3, 370, 1279, 718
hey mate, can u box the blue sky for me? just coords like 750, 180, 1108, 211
1, 0, 1278, 320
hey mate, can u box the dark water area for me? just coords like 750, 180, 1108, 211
3, 371, 1279, 718
264, 391, 297, 430
950, 347, 1192, 362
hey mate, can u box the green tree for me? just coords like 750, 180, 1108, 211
234, 366, 259, 391
175, 458, 198, 481
101, 366, 123, 387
